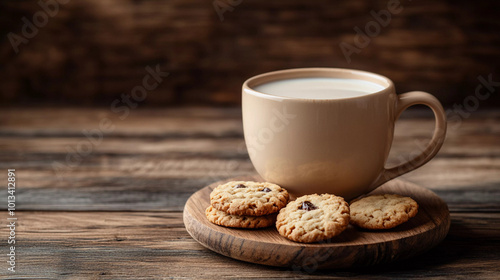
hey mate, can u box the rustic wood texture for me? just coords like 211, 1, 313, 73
184, 176, 450, 269
0, 107, 499, 278
1, 0, 500, 106
0, 211, 497, 278
1, 108, 499, 212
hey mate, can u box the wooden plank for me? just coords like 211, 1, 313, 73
1, 107, 243, 138
1, 127, 499, 155
1, 108, 499, 137
0, 156, 498, 212
1, 211, 499, 279
0, 109, 499, 212
1, 109, 499, 160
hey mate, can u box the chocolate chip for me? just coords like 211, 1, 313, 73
299, 201, 317, 211
261, 187, 271, 192
234, 184, 246, 188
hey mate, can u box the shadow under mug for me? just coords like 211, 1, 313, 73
242, 68, 447, 200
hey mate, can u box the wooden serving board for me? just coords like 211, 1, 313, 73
183, 175, 450, 269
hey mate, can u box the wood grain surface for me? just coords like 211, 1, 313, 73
184, 176, 450, 268
0, 107, 499, 278
1, 1, 500, 106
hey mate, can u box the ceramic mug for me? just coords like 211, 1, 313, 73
242, 68, 447, 199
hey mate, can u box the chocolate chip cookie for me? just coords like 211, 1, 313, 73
210, 181, 289, 216
350, 194, 418, 230
276, 194, 350, 243
205, 205, 276, 228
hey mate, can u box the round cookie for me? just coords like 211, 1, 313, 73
276, 194, 350, 243
350, 194, 418, 230
210, 181, 289, 216
205, 205, 276, 228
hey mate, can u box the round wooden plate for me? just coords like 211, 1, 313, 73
183, 175, 450, 269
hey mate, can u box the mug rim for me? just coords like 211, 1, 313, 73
242, 67, 395, 102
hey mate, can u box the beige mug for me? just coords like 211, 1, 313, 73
242, 68, 447, 199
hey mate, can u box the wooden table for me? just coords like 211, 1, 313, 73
1, 107, 499, 279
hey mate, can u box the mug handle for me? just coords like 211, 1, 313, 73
370, 91, 447, 189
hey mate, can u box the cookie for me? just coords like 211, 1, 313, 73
350, 194, 418, 230
210, 181, 289, 216
276, 194, 350, 243
205, 205, 276, 228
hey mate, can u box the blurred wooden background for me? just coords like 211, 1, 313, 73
0, 0, 499, 107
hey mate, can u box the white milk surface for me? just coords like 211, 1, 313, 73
253, 77, 385, 99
